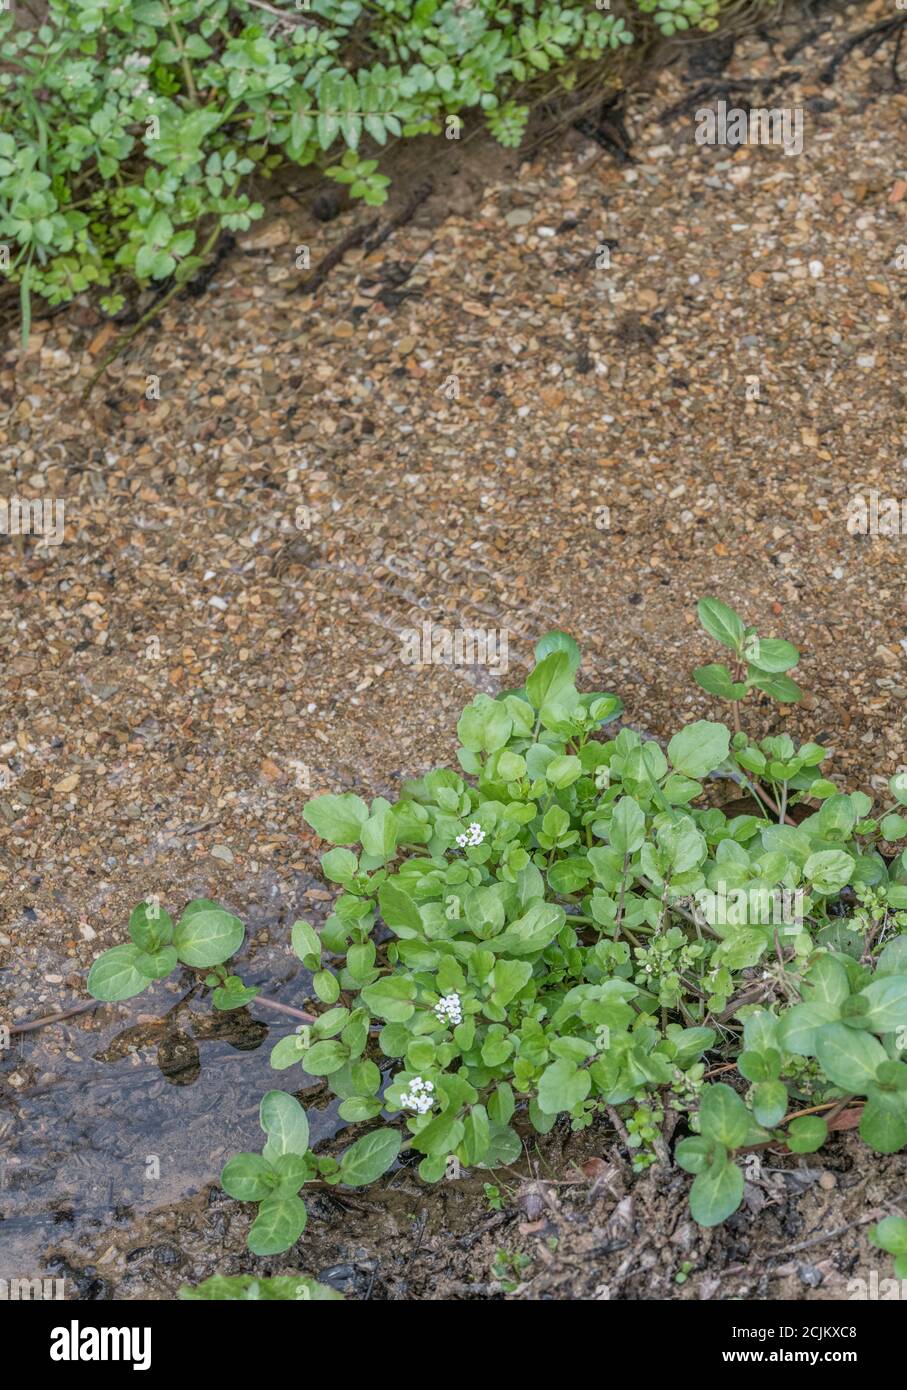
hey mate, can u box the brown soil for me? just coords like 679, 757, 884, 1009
2, 0, 907, 1300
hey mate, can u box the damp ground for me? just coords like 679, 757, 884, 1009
1, 0, 906, 1299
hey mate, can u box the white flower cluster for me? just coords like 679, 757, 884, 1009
434, 993, 462, 1027
400, 1076, 435, 1115
455, 821, 485, 848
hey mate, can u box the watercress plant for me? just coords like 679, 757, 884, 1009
87, 598, 907, 1272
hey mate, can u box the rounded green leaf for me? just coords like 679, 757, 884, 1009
301, 1039, 350, 1076
870, 1215, 907, 1255
852, 976, 907, 1034
313, 968, 340, 1003
689, 1154, 744, 1227
87, 944, 152, 1002
290, 919, 321, 968
814, 1022, 887, 1092
221, 1153, 275, 1201
609, 796, 646, 857
675, 1136, 715, 1174
667, 721, 731, 780
135, 945, 178, 980
260, 1089, 310, 1159
338, 1129, 401, 1186
302, 792, 369, 845
247, 1194, 308, 1255
173, 904, 244, 967
698, 1082, 750, 1149
785, 1115, 828, 1154
534, 630, 581, 674
751, 1080, 787, 1128
128, 901, 173, 951
860, 1092, 907, 1154
803, 850, 854, 895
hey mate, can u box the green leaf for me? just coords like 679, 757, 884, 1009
537, 1058, 591, 1114
260, 1090, 310, 1159
87, 944, 151, 1002
869, 1215, 907, 1255
270, 1033, 308, 1070
860, 1091, 907, 1154
698, 1083, 749, 1149
751, 1080, 787, 1128
697, 598, 744, 651
744, 638, 799, 674
534, 630, 580, 674
128, 901, 173, 951
675, 1136, 714, 1174
814, 1023, 887, 1092
338, 1129, 401, 1185
689, 1153, 744, 1226
609, 796, 645, 856
852, 976, 907, 1034
749, 672, 802, 704
667, 721, 730, 780
803, 954, 851, 1010
248, 1194, 308, 1255
490, 958, 533, 1006
361, 975, 416, 1021
546, 754, 581, 789
777, 1001, 840, 1055
290, 919, 321, 968
173, 903, 244, 967
378, 880, 423, 937
180, 1274, 342, 1300
301, 1039, 350, 1076
785, 1115, 828, 1154
694, 664, 746, 700
313, 968, 341, 1003
525, 650, 572, 714
136, 945, 179, 980
221, 1153, 275, 1201
302, 792, 369, 845
462, 1104, 491, 1164
803, 850, 855, 894
490, 901, 565, 956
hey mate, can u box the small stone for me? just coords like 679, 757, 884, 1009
505, 208, 532, 228
210, 845, 234, 863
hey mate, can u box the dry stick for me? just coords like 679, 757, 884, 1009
10, 1000, 101, 1034
769, 1213, 881, 1261
252, 997, 316, 1024
11, 991, 319, 1035
80, 223, 222, 402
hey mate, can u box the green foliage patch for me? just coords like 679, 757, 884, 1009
0, 0, 739, 337
88, 596, 907, 1291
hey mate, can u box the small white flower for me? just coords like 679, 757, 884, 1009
434, 992, 463, 1027
455, 832, 469, 848
400, 1074, 436, 1114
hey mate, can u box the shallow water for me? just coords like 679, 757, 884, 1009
0, 901, 345, 1291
